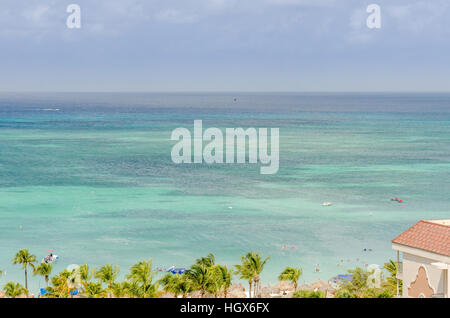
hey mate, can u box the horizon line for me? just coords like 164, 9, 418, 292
1, 90, 450, 94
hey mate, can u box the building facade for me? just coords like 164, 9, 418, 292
392, 219, 450, 298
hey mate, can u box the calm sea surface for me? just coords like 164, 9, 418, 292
0, 93, 449, 293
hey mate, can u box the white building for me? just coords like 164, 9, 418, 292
392, 219, 450, 298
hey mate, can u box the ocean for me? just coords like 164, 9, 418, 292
0, 92, 449, 294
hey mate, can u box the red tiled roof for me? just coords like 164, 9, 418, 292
392, 220, 450, 256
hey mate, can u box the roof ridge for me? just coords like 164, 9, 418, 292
420, 219, 450, 229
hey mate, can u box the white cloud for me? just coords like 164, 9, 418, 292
385, 1, 450, 37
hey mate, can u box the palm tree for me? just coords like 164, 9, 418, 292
79, 264, 95, 282
127, 259, 158, 298
178, 275, 195, 298
33, 262, 53, 287
235, 252, 269, 298
95, 264, 119, 292
79, 263, 96, 291
234, 261, 253, 298
46, 270, 71, 298
12, 249, 36, 290
3, 281, 28, 298
383, 259, 402, 294
111, 281, 132, 298
85, 282, 107, 298
195, 253, 216, 267
159, 273, 184, 297
186, 263, 210, 297
205, 265, 223, 297
215, 265, 233, 297
44, 269, 81, 298
278, 267, 302, 291
220, 265, 233, 298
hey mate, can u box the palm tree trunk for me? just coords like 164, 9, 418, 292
25, 267, 28, 290
248, 281, 252, 299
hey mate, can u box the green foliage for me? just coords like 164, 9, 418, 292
111, 281, 133, 298
216, 265, 233, 297
44, 269, 82, 298
195, 253, 216, 267
2, 249, 401, 299
335, 288, 357, 298
33, 262, 53, 287
375, 289, 395, 298
383, 259, 402, 295
12, 249, 36, 270
158, 273, 196, 298
279, 267, 302, 290
183, 254, 234, 298
127, 259, 158, 298
334, 266, 395, 298
205, 264, 233, 297
234, 252, 269, 298
3, 281, 28, 298
79, 264, 95, 283
186, 263, 210, 297
12, 249, 36, 289
292, 290, 325, 298
85, 282, 106, 298
159, 273, 187, 297
95, 264, 119, 290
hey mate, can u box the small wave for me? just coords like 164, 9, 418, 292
42, 108, 60, 111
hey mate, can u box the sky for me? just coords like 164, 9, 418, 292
0, 0, 449, 92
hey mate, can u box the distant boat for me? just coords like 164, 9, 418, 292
42, 255, 59, 264
322, 202, 333, 206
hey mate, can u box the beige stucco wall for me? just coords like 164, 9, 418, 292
402, 252, 445, 298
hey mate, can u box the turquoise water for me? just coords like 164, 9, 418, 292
0, 93, 449, 294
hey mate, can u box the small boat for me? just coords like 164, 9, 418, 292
42, 254, 59, 264
322, 202, 333, 206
